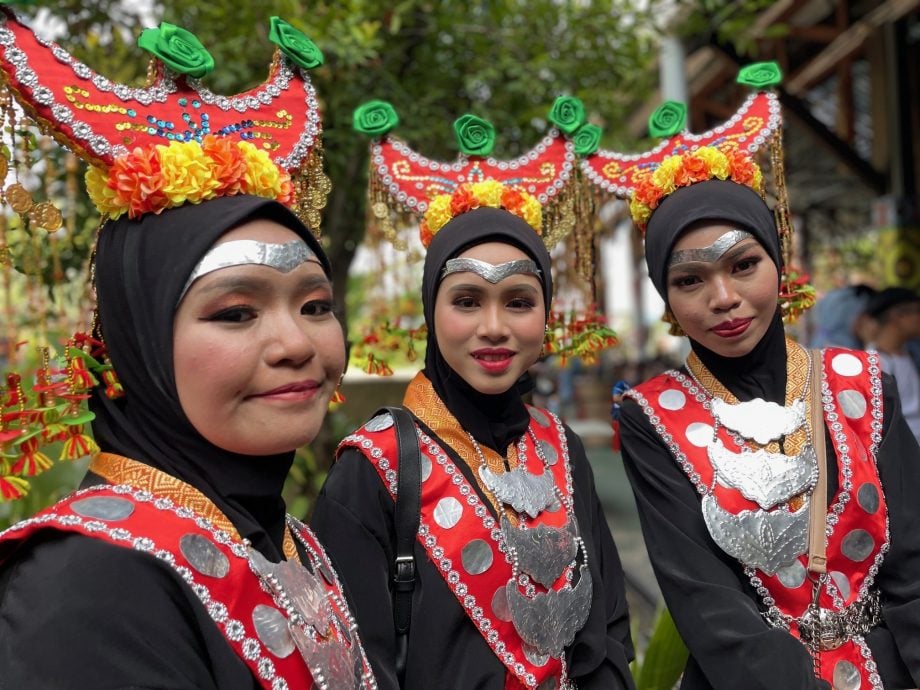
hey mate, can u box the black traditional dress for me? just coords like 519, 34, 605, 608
620, 319, 920, 690
313, 373, 635, 690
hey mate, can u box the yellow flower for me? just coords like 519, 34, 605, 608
159, 141, 219, 206
695, 147, 729, 179
751, 166, 764, 192
424, 194, 453, 233
239, 142, 283, 199
472, 179, 504, 207
85, 166, 126, 219
651, 155, 681, 194
520, 196, 542, 230
629, 196, 651, 228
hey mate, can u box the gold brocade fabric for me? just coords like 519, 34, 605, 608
89, 453, 298, 560
685, 338, 814, 510
403, 372, 524, 524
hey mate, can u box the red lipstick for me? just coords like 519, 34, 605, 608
471, 348, 514, 373
251, 379, 321, 401
711, 318, 752, 338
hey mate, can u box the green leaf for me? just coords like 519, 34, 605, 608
635, 607, 689, 690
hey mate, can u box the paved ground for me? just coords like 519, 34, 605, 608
568, 419, 662, 640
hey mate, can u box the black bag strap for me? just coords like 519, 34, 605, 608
383, 405, 421, 684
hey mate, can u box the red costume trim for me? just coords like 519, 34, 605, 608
625, 348, 888, 688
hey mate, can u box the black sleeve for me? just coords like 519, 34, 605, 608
311, 447, 401, 690
0, 531, 254, 690
618, 398, 830, 690
873, 373, 920, 685
564, 428, 637, 690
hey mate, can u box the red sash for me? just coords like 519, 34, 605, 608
338, 376, 579, 690
0, 485, 374, 690
626, 348, 888, 688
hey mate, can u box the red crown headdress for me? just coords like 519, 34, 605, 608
580, 62, 815, 325
0, 9, 330, 502
349, 100, 616, 375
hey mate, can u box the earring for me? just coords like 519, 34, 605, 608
329, 374, 345, 406
662, 308, 685, 336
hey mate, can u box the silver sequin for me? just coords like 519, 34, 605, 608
433, 497, 463, 529
420, 455, 433, 482
841, 529, 875, 562
856, 483, 880, 514
537, 440, 558, 466
491, 586, 512, 622
461, 539, 494, 575
837, 389, 868, 419
252, 604, 295, 658
364, 413, 393, 432
775, 559, 807, 589
70, 496, 135, 521
523, 644, 550, 667
830, 571, 852, 600
832, 660, 862, 690
179, 533, 230, 578
529, 408, 551, 427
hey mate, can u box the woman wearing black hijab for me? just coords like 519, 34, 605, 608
0, 194, 376, 689
618, 146, 920, 689
312, 185, 636, 690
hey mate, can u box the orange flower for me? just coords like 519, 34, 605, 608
450, 184, 477, 215
109, 146, 167, 219
419, 220, 435, 247
501, 187, 525, 214
201, 134, 246, 196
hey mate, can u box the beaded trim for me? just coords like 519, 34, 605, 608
580, 92, 782, 197
0, 18, 320, 168
343, 410, 578, 689
0, 484, 291, 690
371, 132, 575, 213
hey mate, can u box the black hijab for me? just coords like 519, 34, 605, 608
421, 207, 553, 454
89, 195, 332, 559
643, 179, 787, 404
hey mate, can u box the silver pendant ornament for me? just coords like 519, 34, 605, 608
711, 397, 806, 444
701, 494, 808, 575
479, 463, 557, 519
501, 515, 578, 588
506, 566, 593, 657
709, 439, 818, 510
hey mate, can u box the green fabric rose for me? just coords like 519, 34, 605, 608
352, 100, 400, 137
572, 123, 602, 156
137, 22, 214, 79
736, 62, 783, 90
648, 100, 686, 138
453, 114, 496, 156
548, 96, 586, 135
268, 17, 324, 70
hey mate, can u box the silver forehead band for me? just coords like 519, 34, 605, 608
180, 239, 320, 300
668, 229, 754, 267
441, 257, 542, 283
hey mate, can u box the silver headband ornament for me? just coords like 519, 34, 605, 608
180, 239, 320, 300
668, 229, 754, 267
441, 257, 542, 283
